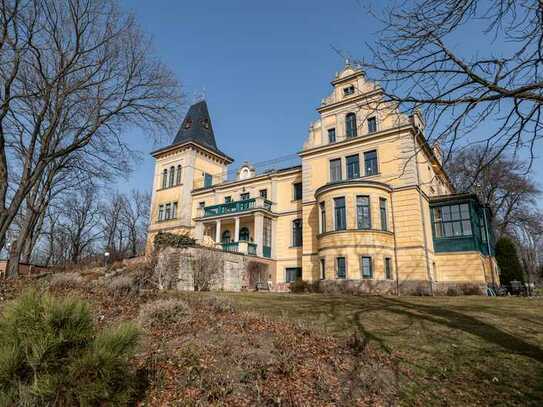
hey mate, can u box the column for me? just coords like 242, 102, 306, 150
254, 213, 264, 257
215, 219, 221, 244
234, 217, 240, 242
194, 221, 204, 241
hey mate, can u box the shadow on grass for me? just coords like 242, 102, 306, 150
374, 297, 543, 364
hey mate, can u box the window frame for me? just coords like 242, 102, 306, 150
345, 112, 357, 138
240, 192, 250, 201
292, 219, 303, 247
367, 116, 377, 133
334, 197, 347, 231
319, 201, 326, 234
364, 149, 378, 176
158, 204, 164, 221
360, 256, 373, 279
328, 128, 336, 143
203, 173, 213, 188
356, 195, 371, 230
161, 169, 167, 189
432, 203, 473, 238
384, 257, 393, 280
346, 154, 360, 180
320, 258, 326, 280
329, 158, 342, 182
172, 202, 178, 219
259, 189, 268, 199
293, 182, 303, 201
169, 166, 175, 187
176, 165, 182, 185
379, 197, 388, 231
165, 203, 171, 220
343, 85, 355, 96
285, 267, 302, 283
224, 196, 232, 203
336, 256, 347, 279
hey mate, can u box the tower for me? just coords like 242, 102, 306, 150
147, 100, 233, 250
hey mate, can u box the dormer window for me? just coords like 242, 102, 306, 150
343, 85, 355, 96
183, 118, 192, 129
345, 113, 357, 138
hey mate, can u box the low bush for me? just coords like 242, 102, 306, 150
0, 290, 141, 406
49, 272, 86, 289
289, 278, 310, 294
446, 286, 462, 296
138, 299, 190, 328
153, 231, 195, 250
106, 275, 137, 297
204, 295, 236, 313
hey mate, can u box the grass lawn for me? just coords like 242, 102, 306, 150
222, 292, 543, 405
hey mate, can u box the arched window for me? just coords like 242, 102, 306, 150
345, 113, 357, 138
176, 165, 182, 185
169, 166, 175, 187
239, 227, 250, 241
221, 230, 231, 243
162, 169, 167, 189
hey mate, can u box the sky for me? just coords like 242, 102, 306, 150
116, 0, 543, 194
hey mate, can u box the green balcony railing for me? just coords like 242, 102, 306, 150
203, 198, 272, 217
222, 242, 239, 252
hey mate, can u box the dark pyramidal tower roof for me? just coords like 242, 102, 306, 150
171, 100, 228, 157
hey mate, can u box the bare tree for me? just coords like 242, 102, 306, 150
0, 0, 181, 255
355, 0, 543, 172
446, 146, 540, 234
192, 249, 223, 291
121, 190, 150, 258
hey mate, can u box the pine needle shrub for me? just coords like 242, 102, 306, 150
0, 290, 141, 406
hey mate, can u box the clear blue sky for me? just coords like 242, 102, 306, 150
117, 0, 542, 194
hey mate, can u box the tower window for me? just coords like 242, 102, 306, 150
356, 195, 371, 230
203, 173, 213, 188
334, 197, 346, 231
161, 169, 167, 189
169, 166, 175, 187
346, 113, 357, 138
176, 165, 182, 185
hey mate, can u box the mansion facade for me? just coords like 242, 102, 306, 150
147, 64, 498, 293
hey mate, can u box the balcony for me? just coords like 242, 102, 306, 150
200, 197, 273, 218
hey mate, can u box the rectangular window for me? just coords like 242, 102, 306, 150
259, 189, 268, 199
433, 203, 472, 238
346, 154, 360, 179
224, 196, 232, 203
169, 167, 175, 187
334, 197, 346, 231
165, 203, 171, 220
263, 217, 272, 247
356, 196, 371, 229
343, 85, 355, 96
176, 165, 182, 185
172, 202, 178, 219
385, 257, 393, 280
158, 204, 164, 221
379, 198, 388, 231
320, 201, 326, 233
364, 150, 378, 176
336, 257, 346, 279
286, 267, 302, 283
361, 256, 372, 279
320, 258, 325, 280
240, 192, 250, 200
292, 219, 303, 247
328, 128, 336, 143
162, 170, 167, 189
199, 201, 205, 209
204, 173, 213, 188
330, 158, 342, 182
293, 182, 303, 200
368, 117, 377, 133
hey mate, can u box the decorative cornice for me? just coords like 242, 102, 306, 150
315, 179, 392, 199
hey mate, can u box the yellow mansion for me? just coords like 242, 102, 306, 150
147, 64, 498, 293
